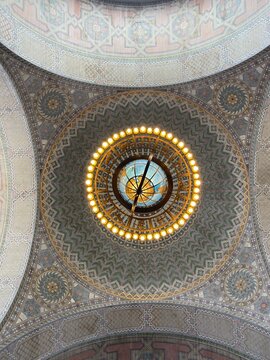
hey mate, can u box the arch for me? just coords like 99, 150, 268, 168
0, 303, 269, 359
0, 0, 269, 86
0, 63, 37, 323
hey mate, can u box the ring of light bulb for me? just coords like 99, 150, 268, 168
85, 127, 201, 242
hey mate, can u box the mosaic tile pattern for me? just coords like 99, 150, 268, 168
41, 91, 249, 300
214, 81, 253, 118
0, 64, 37, 323
32, 267, 71, 306
1, 304, 270, 359
0, 43, 269, 360
34, 85, 72, 123
254, 86, 270, 267
0, 0, 269, 86
51, 333, 250, 360
222, 265, 262, 306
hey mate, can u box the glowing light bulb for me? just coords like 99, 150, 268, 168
161, 230, 167, 237
178, 218, 185, 226
167, 227, 173, 234
160, 130, 166, 137
183, 147, 189, 154
140, 126, 146, 133
178, 141, 184, 148
154, 127, 160, 134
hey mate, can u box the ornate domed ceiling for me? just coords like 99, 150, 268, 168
0, 3, 270, 358
0, 0, 269, 86
41, 91, 249, 300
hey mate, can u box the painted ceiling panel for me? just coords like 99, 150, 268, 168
0, 0, 269, 86
0, 64, 37, 323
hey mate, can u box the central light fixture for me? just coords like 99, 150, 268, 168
85, 127, 201, 242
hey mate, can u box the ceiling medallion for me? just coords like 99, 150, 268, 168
85, 126, 201, 242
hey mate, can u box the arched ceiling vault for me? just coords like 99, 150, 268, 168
0, 18, 270, 360
0, 64, 37, 324
0, 0, 269, 86
1, 303, 270, 359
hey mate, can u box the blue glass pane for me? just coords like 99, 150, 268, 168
117, 159, 168, 208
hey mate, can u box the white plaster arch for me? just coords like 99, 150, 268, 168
0, 64, 37, 323
0, 0, 269, 87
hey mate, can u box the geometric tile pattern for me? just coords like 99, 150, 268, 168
51, 334, 251, 360
32, 267, 72, 307
2, 304, 269, 359
61, 313, 99, 344
15, 329, 54, 360
41, 91, 249, 300
254, 85, 270, 269
34, 85, 72, 123
0, 64, 37, 323
222, 265, 262, 306
0, 1, 269, 86
214, 81, 253, 118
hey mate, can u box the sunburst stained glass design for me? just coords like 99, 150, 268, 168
117, 159, 168, 208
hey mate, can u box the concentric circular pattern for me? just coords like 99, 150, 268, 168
41, 91, 249, 300
222, 265, 262, 306
33, 268, 71, 306
214, 82, 252, 117
86, 127, 201, 242
35, 86, 71, 122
